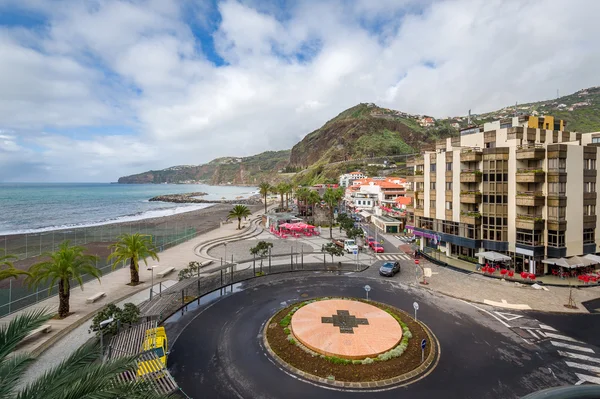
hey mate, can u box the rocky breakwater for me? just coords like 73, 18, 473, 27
149, 192, 263, 205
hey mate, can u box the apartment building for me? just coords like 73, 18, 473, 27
406, 115, 600, 275
339, 171, 366, 187
344, 177, 409, 213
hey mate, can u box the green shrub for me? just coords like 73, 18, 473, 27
283, 327, 290, 335
279, 315, 292, 327
361, 357, 374, 365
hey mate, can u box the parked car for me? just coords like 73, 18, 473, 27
379, 261, 400, 277
372, 243, 385, 253
367, 237, 376, 247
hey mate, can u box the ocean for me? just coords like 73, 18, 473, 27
0, 183, 257, 235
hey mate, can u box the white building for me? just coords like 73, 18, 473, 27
339, 171, 366, 187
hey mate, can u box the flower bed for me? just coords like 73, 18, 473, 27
265, 297, 431, 382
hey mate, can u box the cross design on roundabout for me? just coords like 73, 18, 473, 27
321, 310, 369, 334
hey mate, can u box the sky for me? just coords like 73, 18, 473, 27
0, 0, 599, 182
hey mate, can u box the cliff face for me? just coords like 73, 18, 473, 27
118, 150, 290, 185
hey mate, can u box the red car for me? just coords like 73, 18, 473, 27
367, 237, 376, 247
372, 243, 385, 253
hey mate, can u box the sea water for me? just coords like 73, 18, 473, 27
0, 183, 257, 235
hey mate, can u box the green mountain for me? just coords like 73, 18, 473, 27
117, 150, 290, 185
118, 86, 600, 185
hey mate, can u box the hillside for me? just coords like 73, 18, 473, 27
117, 150, 290, 185
118, 86, 600, 186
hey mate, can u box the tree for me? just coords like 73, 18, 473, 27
284, 183, 293, 210
306, 190, 321, 216
274, 182, 287, 210
336, 213, 354, 232
27, 241, 100, 318
322, 243, 344, 264
228, 204, 252, 230
249, 241, 274, 273
258, 182, 272, 215
323, 187, 345, 239
0, 249, 29, 281
0, 310, 169, 399
295, 187, 310, 215
89, 303, 140, 336
108, 233, 159, 285
346, 227, 364, 240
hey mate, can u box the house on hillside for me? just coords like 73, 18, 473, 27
419, 117, 435, 127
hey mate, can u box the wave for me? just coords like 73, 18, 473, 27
0, 203, 214, 236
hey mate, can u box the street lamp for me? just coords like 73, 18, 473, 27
99, 317, 114, 362
223, 242, 228, 266
147, 265, 158, 300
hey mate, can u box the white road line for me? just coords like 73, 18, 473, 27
544, 332, 583, 343
575, 373, 600, 385
551, 341, 595, 353
565, 361, 600, 374
526, 329, 539, 339
558, 351, 600, 364
540, 324, 558, 331
460, 300, 511, 328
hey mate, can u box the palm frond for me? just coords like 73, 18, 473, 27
0, 352, 35, 398
0, 309, 52, 363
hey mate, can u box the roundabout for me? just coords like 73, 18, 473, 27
165, 272, 585, 398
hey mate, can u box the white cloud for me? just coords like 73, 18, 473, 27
0, 0, 599, 182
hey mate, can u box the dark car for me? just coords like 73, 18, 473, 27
379, 261, 400, 277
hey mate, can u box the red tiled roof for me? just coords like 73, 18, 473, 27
395, 196, 412, 205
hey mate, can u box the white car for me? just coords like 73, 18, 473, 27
343, 239, 359, 253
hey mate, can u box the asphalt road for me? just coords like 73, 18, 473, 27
165, 269, 595, 399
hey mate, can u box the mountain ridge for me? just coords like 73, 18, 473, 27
118, 86, 600, 185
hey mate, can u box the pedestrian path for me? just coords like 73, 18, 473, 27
376, 253, 412, 261
540, 324, 600, 385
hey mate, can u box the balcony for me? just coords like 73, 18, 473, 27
414, 208, 424, 217
584, 192, 597, 201
506, 126, 524, 140
460, 211, 482, 225
415, 156, 425, 166
460, 170, 482, 183
515, 191, 545, 207
516, 144, 545, 160
413, 173, 424, 182
547, 194, 567, 207
460, 191, 482, 204
584, 215, 597, 224
515, 214, 545, 230
460, 148, 482, 162
445, 209, 453, 220
516, 168, 545, 183
547, 219, 567, 231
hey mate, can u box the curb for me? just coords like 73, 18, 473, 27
193, 217, 262, 260
261, 299, 440, 390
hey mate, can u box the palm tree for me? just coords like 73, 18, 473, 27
323, 187, 345, 239
27, 241, 100, 319
258, 182, 272, 214
295, 187, 310, 216
228, 205, 252, 230
0, 249, 29, 281
284, 183, 293, 210
0, 310, 169, 399
306, 190, 321, 217
108, 233, 159, 286
275, 182, 287, 210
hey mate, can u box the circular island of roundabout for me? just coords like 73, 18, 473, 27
263, 297, 437, 388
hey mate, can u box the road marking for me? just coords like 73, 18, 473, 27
575, 373, 600, 385
551, 341, 595, 353
527, 329, 540, 339
565, 361, 600, 374
540, 324, 557, 331
544, 332, 583, 343
461, 300, 511, 328
558, 351, 600, 364
494, 311, 524, 321
483, 299, 532, 310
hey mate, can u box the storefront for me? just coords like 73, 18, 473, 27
372, 215, 402, 234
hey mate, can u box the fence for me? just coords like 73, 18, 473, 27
140, 257, 370, 323
0, 218, 222, 317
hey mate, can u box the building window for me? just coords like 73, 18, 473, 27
585, 159, 597, 170
548, 230, 565, 248
548, 182, 566, 195
584, 205, 596, 216
585, 182, 597, 193
445, 182, 452, 191
430, 182, 436, 190
446, 162, 452, 171
445, 201, 452, 210
430, 200, 436, 209
548, 158, 566, 171
584, 228, 595, 244
548, 207, 566, 220
430, 164, 436, 172
516, 229, 543, 246
442, 221, 459, 235
592, 137, 600, 144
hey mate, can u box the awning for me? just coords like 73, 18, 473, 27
542, 256, 596, 269
359, 211, 372, 219
583, 254, 600, 264
474, 251, 511, 262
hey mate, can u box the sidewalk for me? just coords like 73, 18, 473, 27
0, 212, 256, 357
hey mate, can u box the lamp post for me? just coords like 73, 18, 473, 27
147, 265, 158, 300
224, 242, 228, 266
99, 317, 114, 362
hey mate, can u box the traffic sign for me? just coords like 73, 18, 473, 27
364, 285, 371, 292
353, 250, 358, 256
414, 259, 420, 265
421, 339, 427, 349
413, 302, 419, 311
